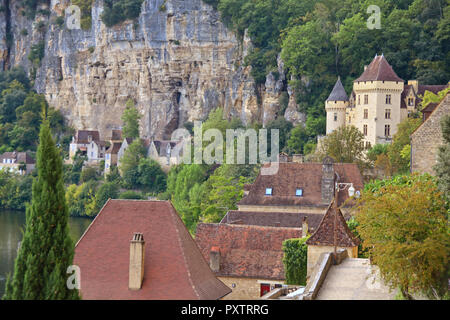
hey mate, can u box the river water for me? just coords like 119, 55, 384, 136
0, 209, 92, 297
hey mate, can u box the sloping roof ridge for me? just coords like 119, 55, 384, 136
306, 201, 359, 247
376, 56, 383, 80
166, 201, 201, 299
75, 198, 112, 247
411, 92, 450, 137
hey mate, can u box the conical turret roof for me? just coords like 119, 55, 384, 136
355, 54, 403, 82
326, 77, 349, 102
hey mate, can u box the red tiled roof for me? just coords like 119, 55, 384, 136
74, 130, 100, 144
417, 84, 448, 96
195, 223, 302, 280
74, 200, 231, 300
0, 151, 34, 164
306, 203, 360, 247
238, 162, 364, 207
221, 210, 323, 232
355, 55, 403, 83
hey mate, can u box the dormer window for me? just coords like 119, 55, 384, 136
296, 189, 303, 197
265, 188, 273, 196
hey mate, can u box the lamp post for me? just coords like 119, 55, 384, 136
333, 172, 356, 258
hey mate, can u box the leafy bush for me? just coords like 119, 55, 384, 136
101, 0, 145, 27
0, 171, 33, 210
119, 190, 144, 199
282, 237, 308, 285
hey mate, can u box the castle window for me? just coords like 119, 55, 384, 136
408, 98, 414, 106
386, 94, 391, 104
385, 125, 391, 137
296, 189, 303, 197
348, 116, 351, 124
363, 124, 368, 136
364, 95, 368, 104
364, 109, 368, 119
385, 109, 391, 119
365, 141, 371, 149
334, 113, 338, 121
265, 188, 273, 196
358, 95, 361, 105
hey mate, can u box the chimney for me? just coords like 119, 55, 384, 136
129, 233, 145, 290
302, 217, 309, 238
321, 156, 335, 204
209, 247, 220, 272
364, 65, 368, 71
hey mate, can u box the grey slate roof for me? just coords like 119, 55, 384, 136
327, 77, 349, 102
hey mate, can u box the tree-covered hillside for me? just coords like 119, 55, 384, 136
206, 0, 449, 138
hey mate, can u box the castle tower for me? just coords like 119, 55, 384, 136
353, 54, 404, 147
325, 76, 349, 134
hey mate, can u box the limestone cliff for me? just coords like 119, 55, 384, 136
0, 0, 304, 139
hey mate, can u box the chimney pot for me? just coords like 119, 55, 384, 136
129, 232, 145, 290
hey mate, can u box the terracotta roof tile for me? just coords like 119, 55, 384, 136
306, 203, 359, 247
74, 130, 100, 144
238, 162, 363, 207
74, 200, 231, 300
195, 223, 302, 280
355, 55, 403, 83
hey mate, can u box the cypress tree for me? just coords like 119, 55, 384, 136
3, 108, 80, 300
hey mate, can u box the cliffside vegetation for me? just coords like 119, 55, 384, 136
101, 0, 144, 27
0, 67, 73, 153
205, 0, 449, 143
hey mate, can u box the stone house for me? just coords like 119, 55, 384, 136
0, 151, 35, 175
237, 158, 364, 217
104, 142, 122, 175
411, 93, 450, 175
74, 200, 231, 300
69, 130, 106, 164
116, 137, 134, 170
195, 223, 303, 300
325, 54, 448, 148
147, 139, 183, 170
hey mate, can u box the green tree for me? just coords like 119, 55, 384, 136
121, 99, 141, 139
119, 190, 144, 199
317, 125, 365, 165
282, 237, 308, 285
137, 158, 167, 193
3, 116, 80, 300
119, 139, 146, 187
387, 117, 422, 174
354, 173, 449, 299
94, 181, 120, 212
286, 125, 309, 154
266, 117, 293, 153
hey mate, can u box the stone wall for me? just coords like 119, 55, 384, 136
307, 245, 357, 277
411, 93, 450, 175
218, 276, 284, 300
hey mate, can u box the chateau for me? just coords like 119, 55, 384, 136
325, 54, 448, 147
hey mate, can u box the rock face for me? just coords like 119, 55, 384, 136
1, 0, 304, 138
